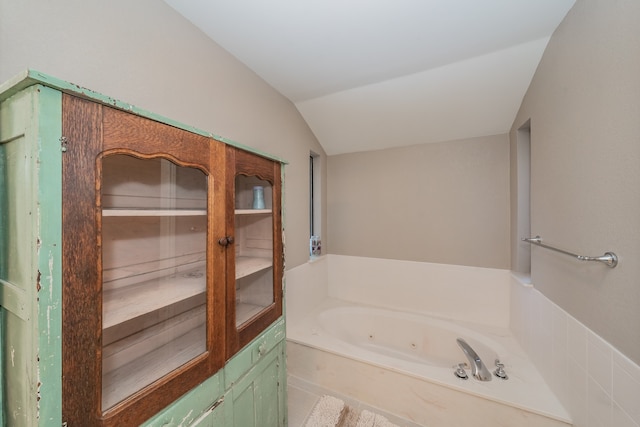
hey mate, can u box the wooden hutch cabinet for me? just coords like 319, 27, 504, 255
0, 71, 286, 427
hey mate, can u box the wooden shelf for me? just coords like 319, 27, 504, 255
236, 256, 272, 279
103, 209, 207, 217
103, 267, 206, 340
236, 302, 266, 327
103, 305, 206, 375
102, 321, 206, 410
235, 209, 271, 215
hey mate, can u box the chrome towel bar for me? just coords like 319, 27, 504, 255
522, 236, 618, 268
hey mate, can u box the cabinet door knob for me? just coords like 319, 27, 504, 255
218, 236, 234, 246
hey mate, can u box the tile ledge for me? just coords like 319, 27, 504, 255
308, 255, 327, 264
511, 271, 533, 288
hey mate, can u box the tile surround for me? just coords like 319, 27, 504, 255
285, 256, 640, 427
327, 255, 511, 328
510, 274, 640, 427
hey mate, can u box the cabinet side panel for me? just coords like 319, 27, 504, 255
61, 94, 103, 425
0, 89, 36, 305
35, 85, 64, 427
0, 309, 2, 427
0, 88, 37, 427
0, 85, 62, 426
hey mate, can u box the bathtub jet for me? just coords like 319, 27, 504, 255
456, 338, 492, 381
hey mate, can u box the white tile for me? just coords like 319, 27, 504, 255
285, 258, 328, 323
516, 283, 535, 356
327, 255, 511, 327
567, 359, 588, 427
587, 378, 612, 427
509, 276, 528, 347
529, 289, 554, 383
612, 351, 640, 425
587, 331, 612, 395
613, 403, 640, 427
551, 302, 569, 401
506, 272, 639, 427
567, 315, 587, 370
613, 348, 640, 383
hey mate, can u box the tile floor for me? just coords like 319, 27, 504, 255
287, 375, 424, 427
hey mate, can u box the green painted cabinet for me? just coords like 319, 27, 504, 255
144, 320, 286, 427
0, 71, 287, 427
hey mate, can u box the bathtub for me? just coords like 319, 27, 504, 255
318, 305, 500, 369
287, 298, 572, 427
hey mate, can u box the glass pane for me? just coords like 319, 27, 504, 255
100, 154, 207, 410
234, 175, 274, 327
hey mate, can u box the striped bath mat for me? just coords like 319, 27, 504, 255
304, 395, 400, 427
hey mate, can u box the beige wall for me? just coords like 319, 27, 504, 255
327, 134, 510, 269
511, 0, 640, 364
4, 0, 637, 366
0, 0, 326, 269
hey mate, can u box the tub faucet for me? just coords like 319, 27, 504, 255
456, 338, 492, 381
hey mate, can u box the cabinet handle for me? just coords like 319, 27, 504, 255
206, 396, 225, 413
218, 236, 234, 246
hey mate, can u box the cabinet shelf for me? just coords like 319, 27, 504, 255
102, 320, 206, 410
236, 256, 272, 279
103, 209, 207, 217
236, 302, 266, 326
235, 209, 271, 215
103, 267, 206, 342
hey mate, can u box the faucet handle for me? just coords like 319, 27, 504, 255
454, 363, 469, 380
494, 359, 508, 379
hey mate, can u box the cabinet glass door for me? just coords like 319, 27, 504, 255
226, 147, 282, 358
100, 154, 208, 410
234, 174, 274, 327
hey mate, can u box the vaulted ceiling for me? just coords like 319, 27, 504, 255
165, 1, 575, 155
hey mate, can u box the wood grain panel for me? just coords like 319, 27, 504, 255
62, 93, 103, 424
102, 106, 211, 172
62, 96, 227, 426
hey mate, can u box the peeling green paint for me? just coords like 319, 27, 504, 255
0, 84, 62, 426
0, 309, 3, 427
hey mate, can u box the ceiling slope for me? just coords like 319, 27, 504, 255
164, 0, 575, 154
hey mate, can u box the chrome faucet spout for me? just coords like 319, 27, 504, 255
456, 338, 492, 381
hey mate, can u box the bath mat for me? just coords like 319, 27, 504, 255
304, 394, 401, 427
304, 395, 347, 427
354, 409, 399, 427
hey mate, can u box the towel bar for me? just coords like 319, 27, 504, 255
522, 236, 618, 268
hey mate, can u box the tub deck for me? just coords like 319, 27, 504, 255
287, 298, 572, 427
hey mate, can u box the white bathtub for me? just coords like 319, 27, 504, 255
287, 298, 572, 427
318, 305, 500, 369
